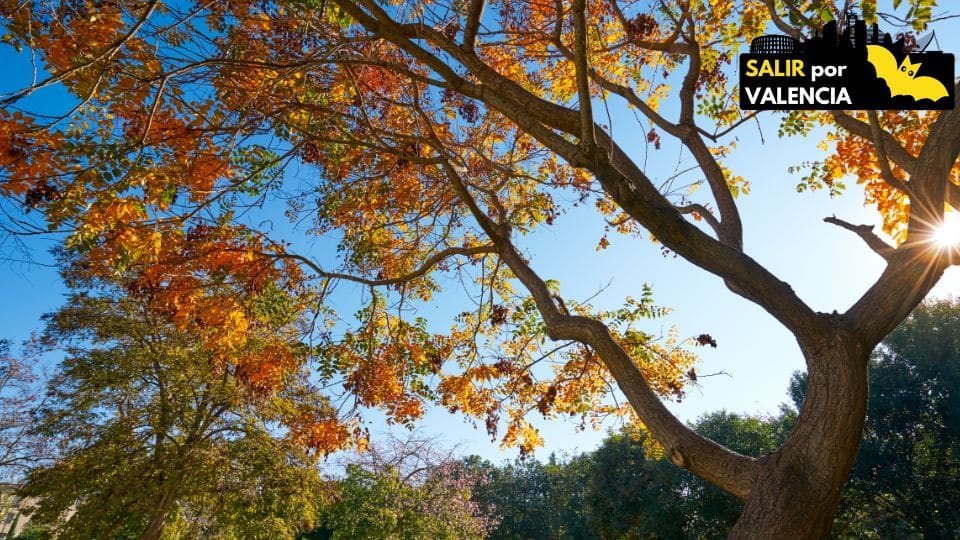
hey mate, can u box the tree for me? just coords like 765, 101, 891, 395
20, 284, 328, 539
322, 462, 494, 540
322, 435, 496, 539
467, 307, 960, 539
1, 0, 959, 536
586, 411, 794, 539
468, 453, 595, 539
851, 299, 960, 537
465, 409, 793, 539
0, 340, 50, 482
586, 432, 687, 540
790, 298, 960, 538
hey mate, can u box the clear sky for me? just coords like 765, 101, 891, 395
2, 3, 959, 466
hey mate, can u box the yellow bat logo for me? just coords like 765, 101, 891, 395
867, 45, 949, 102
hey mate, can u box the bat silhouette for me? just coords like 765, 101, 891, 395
867, 45, 949, 102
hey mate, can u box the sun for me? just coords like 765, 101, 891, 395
933, 212, 960, 249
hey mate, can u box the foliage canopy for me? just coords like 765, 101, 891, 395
20, 282, 327, 539
2, 0, 960, 535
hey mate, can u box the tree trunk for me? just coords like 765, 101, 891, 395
729, 329, 870, 539
140, 488, 178, 540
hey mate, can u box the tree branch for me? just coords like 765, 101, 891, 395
430, 141, 760, 500
604, 0, 690, 53
571, 0, 596, 148
462, 0, 486, 49
867, 111, 913, 197
0, 0, 161, 105
832, 107, 960, 210
699, 111, 761, 142
546, 22, 742, 250
263, 245, 495, 287
831, 111, 917, 174
677, 203, 722, 237
670, 18, 744, 250
823, 216, 895, 261
682, 134, 744, 250
401, 89, 762, 497
846, 93, 960, 345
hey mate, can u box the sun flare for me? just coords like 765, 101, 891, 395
934, 212, 960, 249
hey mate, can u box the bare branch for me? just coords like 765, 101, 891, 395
699, 111, 761, 142
677, 203, 722, 237
823, 216, 895, 261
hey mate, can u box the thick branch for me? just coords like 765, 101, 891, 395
383, 8, 811, 333
905, 93, 960, 227
546, 26, 686, 139
823, 216, 895, 261
548, 28, 743, 249
336, 0, 587, 159
590, 139, 819, 335
462, 0, 486, 49
670, 19, 743, 249
683, 135, 744, 249
909, 83, 960, 214
434, 148, 759, 500
571, 0, 596, 148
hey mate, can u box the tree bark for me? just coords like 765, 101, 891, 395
730, 328, 870, 539
140, 488, 178, 540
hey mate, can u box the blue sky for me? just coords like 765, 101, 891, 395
2, 3, 959, 465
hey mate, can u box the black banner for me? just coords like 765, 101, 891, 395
739, 17, 954, 110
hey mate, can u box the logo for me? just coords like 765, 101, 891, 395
867, 45, 949, 102
739, 14, 954, 110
